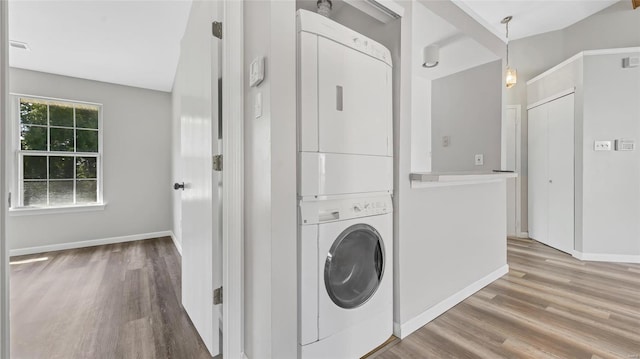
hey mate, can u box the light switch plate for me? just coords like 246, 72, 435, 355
254, 92, 262, 119
475, 154, 484, 166
249, 56, 265, 87
615, 139, 635, 151
442, 136, 450, 147
594, 140, 612, 151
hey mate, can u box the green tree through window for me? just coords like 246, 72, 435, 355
17, 97, 101, 207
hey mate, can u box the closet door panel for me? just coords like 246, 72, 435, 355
547, 94, 575, 254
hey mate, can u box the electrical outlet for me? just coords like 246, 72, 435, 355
594, 140, 612, 151
442, 136, 450, 147
475, 154, 484, 166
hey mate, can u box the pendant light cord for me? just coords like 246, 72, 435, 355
505, 21, 510, 67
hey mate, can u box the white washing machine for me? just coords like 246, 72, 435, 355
297, 9, 393, 197
299, 194, 393, 358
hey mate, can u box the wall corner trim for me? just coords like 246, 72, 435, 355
169, 231, 182, 255
9, 231, 173, 256
396, 264, 509, 339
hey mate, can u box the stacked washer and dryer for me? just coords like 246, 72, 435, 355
297, 10, 394, 359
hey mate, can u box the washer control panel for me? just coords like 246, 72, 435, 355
350, 199, 389, 217
299, 195, 392, 225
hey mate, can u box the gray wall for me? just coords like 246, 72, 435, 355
506, 0, 640, 232
581, 52, 640, 255
431, 60, 502, 172
8, 68, 172, 250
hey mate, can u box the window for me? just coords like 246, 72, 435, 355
16, 96, 102, 209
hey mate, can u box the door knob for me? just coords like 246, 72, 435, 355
174, 182, 185, 190
549, 179, 553, 184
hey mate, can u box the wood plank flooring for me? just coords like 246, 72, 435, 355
10, 237, 212, 359
376, 238, 640, 359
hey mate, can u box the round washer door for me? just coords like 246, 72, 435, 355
324, 223, 385, 309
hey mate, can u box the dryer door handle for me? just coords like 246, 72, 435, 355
319, 210, 340, 222
336, 86, 343, 111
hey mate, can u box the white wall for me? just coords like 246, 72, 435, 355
410, 76, 431, 172
507, 0, 640, 232
394, 0, 507, 338
8, 68, 172, 251
243, 1, 297, 357
396, 181, 507, 327
431, 60, 502, 172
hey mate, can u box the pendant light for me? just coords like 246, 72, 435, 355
502, 16, 517, 88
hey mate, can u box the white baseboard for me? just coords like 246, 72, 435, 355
10, 231, 173, 256
170, 231, 182, 255
518, 232, 529, 238
573, 251, 640, 264
395, 264, 509, 339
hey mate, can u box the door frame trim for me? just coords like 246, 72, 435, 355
1, 0, 9, 355
221, 2, 244, 359
502, 104, 522, 236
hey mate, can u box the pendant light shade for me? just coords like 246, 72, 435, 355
505, 66, 517, 88
502, 16, 517, 88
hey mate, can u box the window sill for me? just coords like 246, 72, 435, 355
9, 203, 106, 216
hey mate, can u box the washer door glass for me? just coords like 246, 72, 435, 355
324, 223, 385, 309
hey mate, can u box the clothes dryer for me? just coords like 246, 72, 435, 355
297, 10, 393, 197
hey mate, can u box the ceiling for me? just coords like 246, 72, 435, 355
9, 0, 192, 92
412, 1, 499, 80
8, 0, 621, 92
452, 0, 620, 41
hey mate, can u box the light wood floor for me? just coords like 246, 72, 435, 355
10, 237, 212, 359
376, 237, 640, 359
11, 237, 640, 359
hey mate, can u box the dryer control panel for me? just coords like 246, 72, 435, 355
299, 194, 392, 225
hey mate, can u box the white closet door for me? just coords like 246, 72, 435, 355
528, 104, 549, 243
547, 94, 575, 254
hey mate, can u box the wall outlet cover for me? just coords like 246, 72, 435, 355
442, 136, 450, 147
594, 140, 612, 151
475, 154, 484, 166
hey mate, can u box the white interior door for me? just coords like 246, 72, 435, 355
547, 94, 575, 254
178, 1, 222, 356
527, 104, 548, 243
505, 107, 518, 236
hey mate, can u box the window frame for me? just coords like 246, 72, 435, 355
9, 94, 105, 214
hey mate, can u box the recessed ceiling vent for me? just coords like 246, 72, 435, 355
9, 40, 30, 51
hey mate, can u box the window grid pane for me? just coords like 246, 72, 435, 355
20, 154, 100, 207
18, 97, 101, 208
